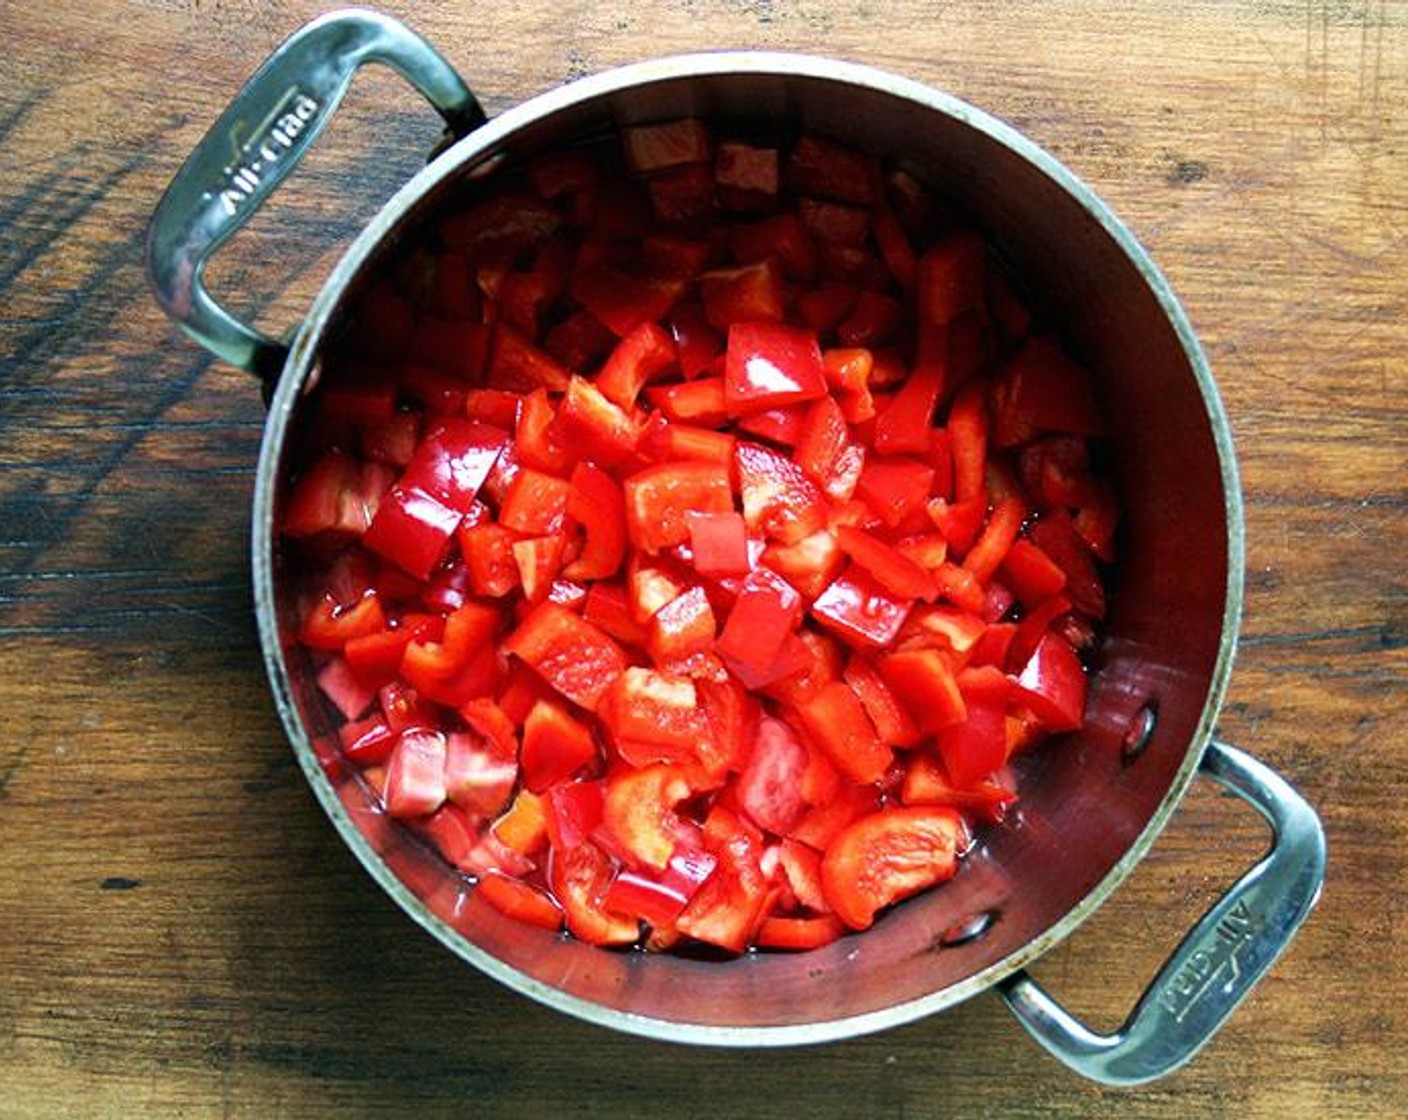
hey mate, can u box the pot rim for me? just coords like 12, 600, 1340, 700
251, 50, 1245, 1046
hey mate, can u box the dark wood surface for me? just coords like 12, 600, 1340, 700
2, 2, 1404, 1115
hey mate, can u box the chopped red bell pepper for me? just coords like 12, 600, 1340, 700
643, 377, 728, 428
821, 807, 965, 930
521, 698, 599, 792
834, 525, 939, 602
563, 462, 627, 581
989, 336, 1104, 448
811, 566, 913, 650
855, 455, 935, 529
554, 375, 641, 467
595, 321, 677, 409
498, 468, 571, 536
505, 602, 627, 711
735, 441, 828, 545
700, 260, 786, 329
879, 648, 967, 733
729, 213, 818, 281
724, 321, 827, 416
717, 566, 804, 678
686, 511, 751, 577
1011, 632, 1087, 733
936, 665, 1010, 786
624, 460, 734, 554
363, 485, 462, 580
622, 118, 711, 173
795, 679, 892, 785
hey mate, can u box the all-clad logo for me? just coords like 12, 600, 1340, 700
1157, 899, 1260, 1023
214, 88, 321, 217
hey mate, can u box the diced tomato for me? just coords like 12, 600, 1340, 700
821, 807, 967, 930
383, 729, 448, 818
444, 729, 517, 815
735, 716, 810, 835
317, 656, 377, 720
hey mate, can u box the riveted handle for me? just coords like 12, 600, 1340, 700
146, 7, 484, 380
998, 740, 1326, 1086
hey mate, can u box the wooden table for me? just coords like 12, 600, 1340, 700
2, 2, 1403, 1115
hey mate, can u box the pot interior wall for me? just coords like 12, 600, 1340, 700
275, 66, 1233, 1035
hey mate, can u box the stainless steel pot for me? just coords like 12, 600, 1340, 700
146, 9, 1325, 1085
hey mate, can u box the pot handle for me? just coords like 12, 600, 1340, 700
997, 740, 1325, 1086
145, 8, 484, 380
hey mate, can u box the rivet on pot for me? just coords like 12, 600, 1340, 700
1121, 701, 1159, 761
939, 909, 999, 948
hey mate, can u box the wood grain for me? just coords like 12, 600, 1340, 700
2, 1, 1404, 1116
